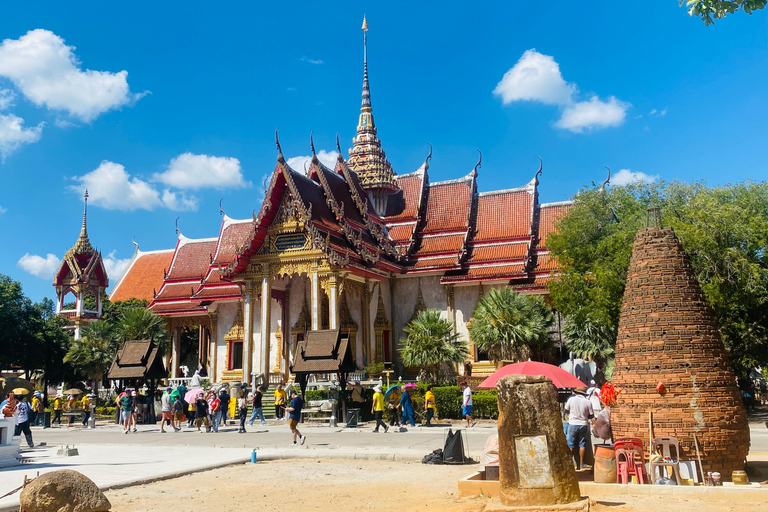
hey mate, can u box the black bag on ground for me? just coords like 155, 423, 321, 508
443, 428, 466, 464
422, 448, 444, 464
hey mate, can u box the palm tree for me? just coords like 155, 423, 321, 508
64, 321, 118, 395
561, 315, 615, 366
399, 309, 468, 384
469, 288, 554, 364
118, 307, 169, 353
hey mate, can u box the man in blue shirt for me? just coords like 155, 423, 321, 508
285, 390, 306, 445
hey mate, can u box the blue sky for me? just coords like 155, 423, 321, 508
1, 1, 766, 303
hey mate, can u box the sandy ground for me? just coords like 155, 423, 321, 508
104, 459, 765, 512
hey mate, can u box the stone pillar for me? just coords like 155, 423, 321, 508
497, 375, 581, 507
259, 271, 271, 383
242, 283, 254, 383
209, 312, 218, 383
310, 269, 320, 330
328, 273, 339, 330
170, 326, 180, 378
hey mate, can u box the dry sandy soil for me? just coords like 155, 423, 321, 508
105, 459, 764, 512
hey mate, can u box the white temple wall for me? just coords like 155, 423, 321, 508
212, 301, 240, 380
454, 285, 481, 344
344, 287, 363, 368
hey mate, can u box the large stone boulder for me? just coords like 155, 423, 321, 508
20, 470, 110, 512
497, 375, 580, 507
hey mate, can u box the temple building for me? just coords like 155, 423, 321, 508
54, 191, 109, 339
110, 19, 571, 385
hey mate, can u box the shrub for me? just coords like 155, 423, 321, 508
95, 406, 116, 418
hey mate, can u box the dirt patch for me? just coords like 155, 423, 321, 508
105, 459, 763, 512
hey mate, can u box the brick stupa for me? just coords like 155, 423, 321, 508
611, 225, 749, 477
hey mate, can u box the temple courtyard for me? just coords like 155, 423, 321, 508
2, 408, 768, 512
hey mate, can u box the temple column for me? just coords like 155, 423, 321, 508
198, 323, 206, 371
361, 279, 371, 366
328, 273, 339, 330
311, 268, 320, 330
208, 312, 218, 383
282, 284, 291, 376
171, 325, 180, 378
242, 282, 255, 384
446, 284, 456, 332
259, 268, 271, 385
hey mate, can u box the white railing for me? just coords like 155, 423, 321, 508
168, 377, 192, 388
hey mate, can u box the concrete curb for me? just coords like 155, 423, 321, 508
0, 446, 438, 512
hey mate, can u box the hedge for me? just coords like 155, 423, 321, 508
302, 384, 499, 422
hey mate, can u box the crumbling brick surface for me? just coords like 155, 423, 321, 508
611, 228, 749, 477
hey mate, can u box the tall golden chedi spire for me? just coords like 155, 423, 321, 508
348, 16, 399, 215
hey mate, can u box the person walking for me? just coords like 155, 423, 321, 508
388, 387, 401, 427
172, 396, 183, 431
67, 394, 77, 426
460, 382, 476, 428
209, 392, 222, 432
129, 390, 139, 432
194, 392, 209, 433
81, 393, 92, 426
187, 396, 196, 428
273, 384, 286, 420
160, 387, 174, 433
218, 388, 230, 426
371, 385, 388, 433
30, 393, 40, 426
249, 386, 266, 426
350, 380, 366, 420
119, 390, 133, 434
36, 393, 46, 426
237, 391, 248, 433
399, 386, 415, 427
424, 385, 436, 427
52, 394, 63, 425
14, 395, 34, 447
564, 387, 594, 470
285, 390, 306, 445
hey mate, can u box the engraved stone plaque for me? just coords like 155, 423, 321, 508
515, 435, 554, 488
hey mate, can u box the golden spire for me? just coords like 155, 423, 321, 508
348, 16, 398, 213
72, 190, 95, 255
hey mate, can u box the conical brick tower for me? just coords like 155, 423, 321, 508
611, 219, 749, 478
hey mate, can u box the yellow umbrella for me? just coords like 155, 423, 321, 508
12, 387, 30, 395
63, 388, 83, 395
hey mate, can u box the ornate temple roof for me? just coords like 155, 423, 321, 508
347, 18, 398, 212
109, 248, 174, 303
54, 191, 108, 289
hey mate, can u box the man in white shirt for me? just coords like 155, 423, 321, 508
564, 387, 593, 469
587, 380, 602, 418
460, 382, 476, 428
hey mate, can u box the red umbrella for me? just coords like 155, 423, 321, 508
478, 361, 586, 389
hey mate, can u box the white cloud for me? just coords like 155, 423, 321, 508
649, 109, 657, 115
153, 153, 248, 190
493, 49, 575, 106
17, 253, 60, 279
0, 205, 6, 213
300, 56, 324, 65
0, 88, 14, 110
287, 150, 338, 172
69, 161, 164, 211
612, 168, 660, 186
103, 250, 131, 280
160, 189, 198, 211
54, 117, 78, 128
0, 113, 43, 160
555, 96, 629, 133
0, 29, 144, 122
660, 108, 667, 116
494, 49, 630, 133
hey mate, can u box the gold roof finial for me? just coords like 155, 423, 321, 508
362, 16, 368, 32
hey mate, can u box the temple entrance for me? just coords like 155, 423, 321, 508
178, 326, 199, 377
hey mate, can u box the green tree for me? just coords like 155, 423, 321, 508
399, 309, 469, 384
468, 288, 554, 363
561, 315, 615, 366
547, 180, 768, 377
64, 321, 118, 394
682, 0, 766, 25
118, 307, 169, 353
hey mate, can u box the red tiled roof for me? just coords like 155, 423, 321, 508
155, 282, 199, 301
538, 202, 572, 247
441, 263, 526, 283
387, 223, 415, 242
167, 237, 218, 280
193, 283, 242, 300
109, 250, 174, 303
213, 219, 254, 265
475, 190, 533, 241
422, 180, 472, 233
534, 252, 559, 272
410, 256, 458, 269
386, 173, 424, 220
148, 301, 207, 314
468, 242, 529, 263
413, 234, 465, 255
